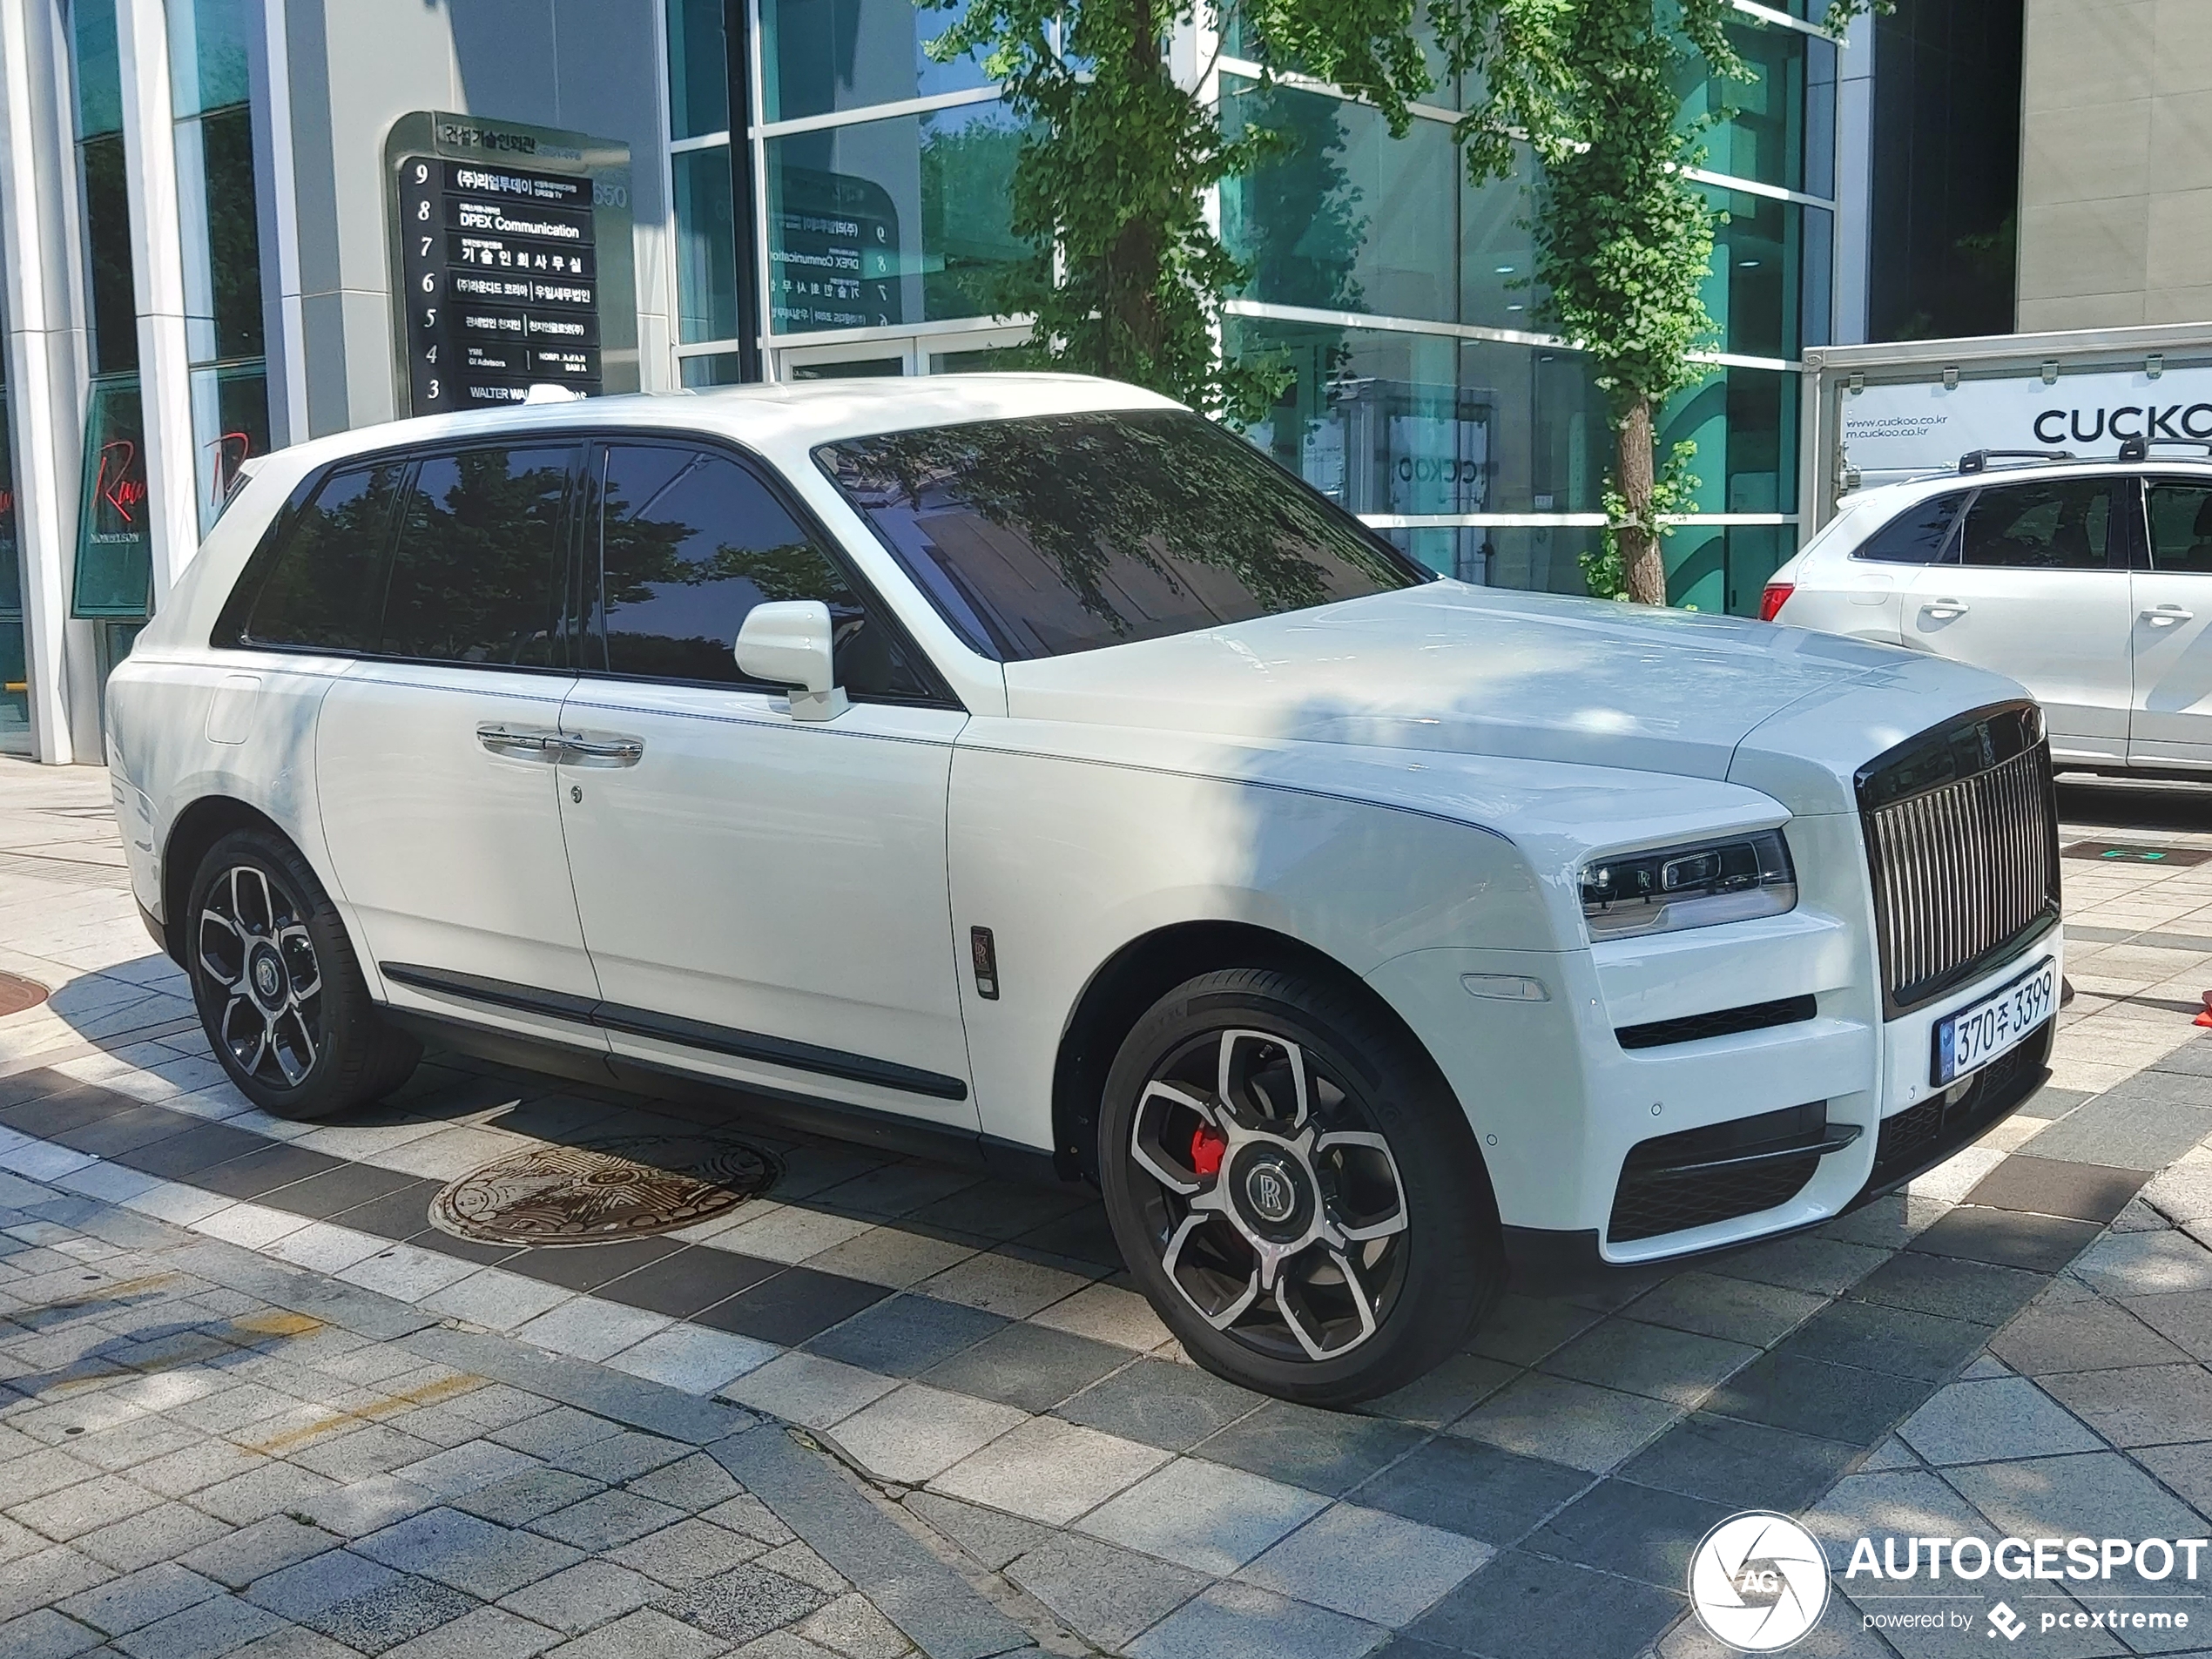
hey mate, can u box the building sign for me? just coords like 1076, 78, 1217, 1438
1840, 363, 2212, 482
384, 113, 637, 415
71, 376, 152, 619
772, 167, 902, 333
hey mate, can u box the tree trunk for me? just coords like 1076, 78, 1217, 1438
1616, 399, 1668, 606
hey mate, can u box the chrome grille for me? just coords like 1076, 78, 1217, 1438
1861, 706, 2060, 1014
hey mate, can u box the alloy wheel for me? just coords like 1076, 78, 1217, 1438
1127, 1027, 1410, 1362
198, 863, 325, 1090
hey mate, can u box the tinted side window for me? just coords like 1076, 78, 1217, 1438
591, 443, 929, 698
235, 463, 402, 651
1959, 480, 2115, 570
378, 446, 573, 666
1854, 493, 1966, 563
2146, 482, 2212, 574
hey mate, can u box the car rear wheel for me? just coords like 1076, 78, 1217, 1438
1097, 967, 1502, 1406
186, 828, 421, 1119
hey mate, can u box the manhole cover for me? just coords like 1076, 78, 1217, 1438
0, 973, 49, 1017
2062, 840, 2212, 867
428, 1135, 779, 1245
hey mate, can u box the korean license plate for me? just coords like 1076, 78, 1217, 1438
1932, 958, 2057, 1086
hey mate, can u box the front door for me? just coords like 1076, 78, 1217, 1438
554, 438, 975, 1127
315, 442, 604, 1041
1905, 475, 2135, 765
2131, 475, 2212, 767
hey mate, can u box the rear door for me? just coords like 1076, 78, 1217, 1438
1905, 475, 2134, 765
314, 441, 603, 1040
2130, 475, 2212, 766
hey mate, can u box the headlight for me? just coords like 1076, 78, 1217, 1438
1580, 829, 1796, 941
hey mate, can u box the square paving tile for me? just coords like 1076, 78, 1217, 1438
1989, 1296, 2189, 1373
1347, 1436, 1588, 1547
58, 1561, 225, 1635
825, 1384, 1028, 1485
587, 1247, 781, 1318
536, 1604, 725, 1659
301, 1575, 476, 1654
1053, 1358, 1266, 1452
1710, 1234, 1888, 1298
1124, 1580, 1382, 1659
2019, 1093, 2212, 1174
1846, 1251, 2051, 1326
914, 1251, 1095, 1318
716, 1351, 896, 1429
1001, 1530, 1207, 1651
1449, 1372, 1682, 1474
1526, 1478, 1732, 1589
509, 1298, 671, 1365
1359, 1354, 1519, 1431
1896, 1377, 2104, 1465
1026, 1282, 1173, 1352
1966, 1156, 2154, 1222
1620, 1413, 1858, 1511
1620, 1272, 1825, 1347
604, 1519, 765, 1589
320, 1183, 443, 1243
529, 1490, 687, 1552
2073, 1230, 2212, 1298
354, 1507, 583, 1600
1405, 1549, 1683, 1659
266, 1164, 427, 1221
111, 1590, 283, 1659
918, 1320, 1130, 1412
798, 1292, 1008, 1378
1076, 1457, 1325, 1576
1906, 1205, 2104, 1273
603, 1325, 777, 1396
190, 1143, 347, 1201
1237, 1501, 1493, 1626
1538, 1318, 1759, 1409
1192, 1399, 1427, 1498
498, 1239, 683, 1295
1777, 1298, 1993, 1381
2040, 1362, 2212, 1447
495, 1559, 656, 1634
655, 1561, 827, 1645
1703, 1352, 1934, 1445
2121, 1289, 2212, 1362
689, 1265, 888, 1346
1947, 1450, 2212, 1546
931, 1414, 1170, 1525
448, 1472, 605, 1529
1461, 1296, 1604, 1366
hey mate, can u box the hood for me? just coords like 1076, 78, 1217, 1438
999, 581, 2032, 815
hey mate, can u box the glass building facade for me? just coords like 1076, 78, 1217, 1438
665, 0, 1840, 612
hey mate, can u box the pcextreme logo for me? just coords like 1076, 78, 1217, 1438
1689, 1512, 1831, 1651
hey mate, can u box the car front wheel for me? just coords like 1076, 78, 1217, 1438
1097, 967, 1502, 1406
186, 827, 421, 1119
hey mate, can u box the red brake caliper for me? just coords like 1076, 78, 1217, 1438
1190, 1123, 1227, 1179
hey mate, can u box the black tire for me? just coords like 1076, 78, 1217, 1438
1098, 967, 1503, 1406
185, 827, 421, 1119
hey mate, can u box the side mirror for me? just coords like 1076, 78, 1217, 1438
735, 600, 848, 721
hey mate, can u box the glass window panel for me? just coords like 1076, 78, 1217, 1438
666, 0, 731, 138
928, 343, 1023, 373
765, 101, 1027, 334
167, 0, 253, 118
1959, 480, 2115, 570
0, 394, 17, 616
233, 462, 403, 651
71, 0, 123, 139
73, 377, 150, 619
819, 409, 1424, 661
187, 362, 270, 536
1702, 187, 1801, 361
761, 0, 990, 122
0, 622, 24, 749
2147, 482, 2212, 574
679, 351, 751, 387
1857, 492, 1966, 563
1228, 318, 1610, 520
81, 134, 138, 375
1677, 20, 1822, 196
1661, 364, 1798, 517
673, 146, 740, 343
176, 105, 264, 364
593, 443, 927, 697
380, 448, 573, 665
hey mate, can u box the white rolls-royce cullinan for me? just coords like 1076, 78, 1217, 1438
104, 375, 2062, 1403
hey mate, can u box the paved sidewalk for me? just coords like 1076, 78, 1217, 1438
0, 1172, 1044, 1659
1, 760, 2211, 1658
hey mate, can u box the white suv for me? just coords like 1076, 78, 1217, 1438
105, 375, 2062, 1403
1766, 444, 2212, 774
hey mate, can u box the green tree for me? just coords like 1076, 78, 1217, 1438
1434, 0, 1878, 603
922, 0, 1435, 419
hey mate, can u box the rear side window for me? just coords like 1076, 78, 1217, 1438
232, 462, 403, 651
377, 446, 574, 666
2146, 481, 2212, 574
590, 442, 931, 698
1853, 493, 1966, 563
1959, 479, 2116, 570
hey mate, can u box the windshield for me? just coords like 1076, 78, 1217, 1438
815, 408, 1428, 661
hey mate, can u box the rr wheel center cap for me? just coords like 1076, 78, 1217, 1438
247, 944, 287, 1009
1229, 1144, 1313, 1243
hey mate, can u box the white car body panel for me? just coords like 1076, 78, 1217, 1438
105, 375, 2067, 1272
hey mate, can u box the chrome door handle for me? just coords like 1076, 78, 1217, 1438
476, 723, 564, 762
2143, 605, 2195, 626
556, 732, 645, 768
1922, 599, 1969, 619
